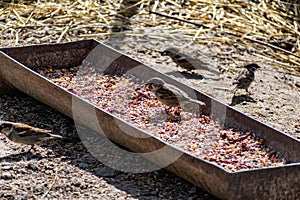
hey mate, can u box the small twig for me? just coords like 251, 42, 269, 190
149, 11, 211, 29
94, 10, 110, 25
50, 5, 62, 18
41, 168, 58, 198
25, 9, 35, 24
151, 0, 160, 21
165, 0, 181, 8
193, 27, 203, 41
14, 24, 71, 28
12, 9, 25, 25
57, 24, 70, 43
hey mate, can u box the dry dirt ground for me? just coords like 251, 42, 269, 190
0, 1, 300, 200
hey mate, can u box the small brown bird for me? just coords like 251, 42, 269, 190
161, 47, 220, 76
231, 63, 260, 95
146, 77, 206, 110
0, 121, 63, 152
161, 47, 197, 71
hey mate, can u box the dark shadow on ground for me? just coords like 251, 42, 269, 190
166, 71, 205, 80
230, 94, 256, 106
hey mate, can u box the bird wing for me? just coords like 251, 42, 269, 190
233, 69, 246, 85
164, 48, 219, 73
233, 69, 254, 86
11, 123, 52, 137
173, 54, 196, 69
15, 128, 51, 137
156, 87, 179, 101
165, 84, 191, 101
175, 52, 219, 73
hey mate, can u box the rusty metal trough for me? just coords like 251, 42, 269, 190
0, 39, 299, 199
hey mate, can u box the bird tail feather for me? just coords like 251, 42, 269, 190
188, 99, 206, 106
49, 133, 63, 139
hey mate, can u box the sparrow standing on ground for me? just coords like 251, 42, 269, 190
161, 47, 197, 71
231, 63, 260, 95
161, 47, 221, 75
0, 121, 63, 152
146, 77, 206, 111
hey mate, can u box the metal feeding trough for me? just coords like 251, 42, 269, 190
0, 39, 299, 199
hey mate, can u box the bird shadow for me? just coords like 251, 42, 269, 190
0, 151, 43, 163
230, 94, 256, 106
166, 71, 204, 80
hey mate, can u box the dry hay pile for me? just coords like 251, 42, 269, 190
0, 0, 299, 74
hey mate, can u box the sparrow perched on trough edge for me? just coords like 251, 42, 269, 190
146, 77, 206, 110
0, 121, 63, 152
161, 47, 197, 71
231, 63, 260, 95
